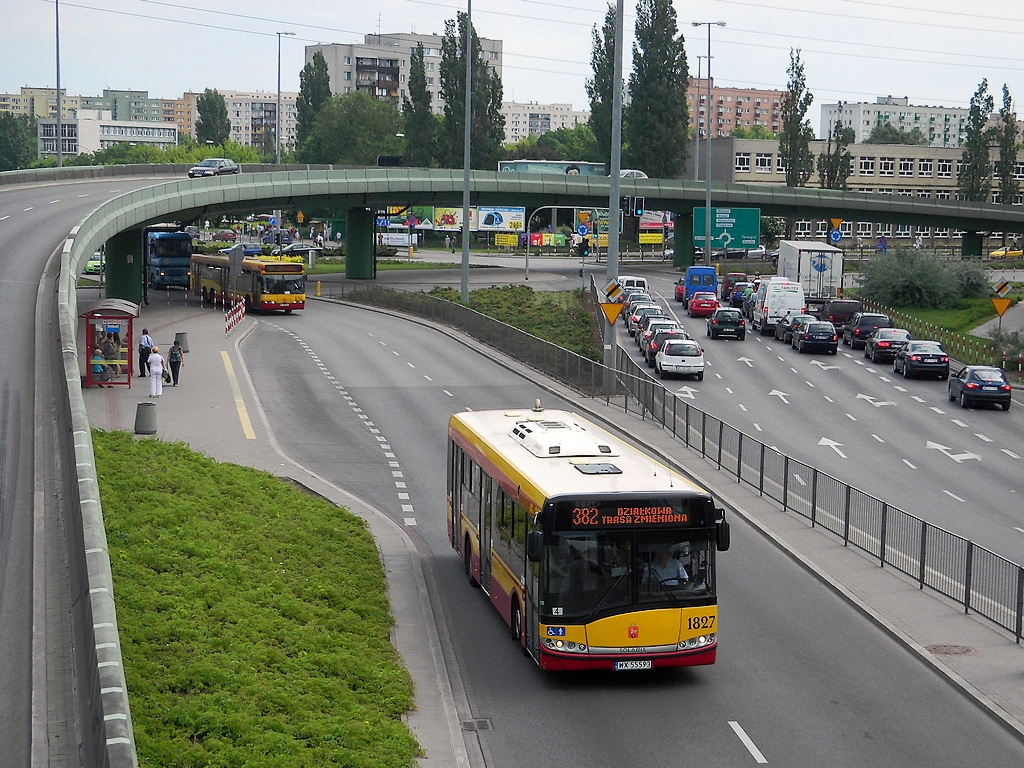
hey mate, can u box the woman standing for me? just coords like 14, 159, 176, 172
148, 345, 165, 397
167, 340, 184, 387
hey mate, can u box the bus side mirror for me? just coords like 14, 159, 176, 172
527, 531, 544, 562
716, 510, 731, 551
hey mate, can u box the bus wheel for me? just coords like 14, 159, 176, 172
285, 309, 293, 314
511, 599, 522, 643
464, 537, 478, 588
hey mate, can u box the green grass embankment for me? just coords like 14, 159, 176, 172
93, 430, 419, 767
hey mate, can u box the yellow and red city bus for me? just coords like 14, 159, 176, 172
191, 253, 305, 313
448, 404, 730, 671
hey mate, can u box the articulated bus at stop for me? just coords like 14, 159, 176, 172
448, 404, 730, 671
190, 253, 306, 313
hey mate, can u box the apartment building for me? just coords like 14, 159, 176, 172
308, 32, 502, 116
219, 90, 298, 150
37, 109, 177, 156
79, 89, 165, 122
501, 102, 589, 144
0, 87, 81, 119
819, 97, 970, 148
687, 78, 785, 139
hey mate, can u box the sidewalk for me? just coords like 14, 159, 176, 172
79, 289, 1024, 759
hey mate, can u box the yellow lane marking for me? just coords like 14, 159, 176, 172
221, 351, 256, 439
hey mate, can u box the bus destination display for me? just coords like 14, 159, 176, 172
553, 499, 711, 530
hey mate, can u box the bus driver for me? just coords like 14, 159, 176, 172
646, 545, 689, 587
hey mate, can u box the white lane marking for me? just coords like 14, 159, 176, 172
879, 376, 891, 382
738, 404, 748, 412
893, 385, 907, 392
716, 373, 723, 379
77, 193, 89, 197
725, 387, 734, 394
855, 360, 864, 366
404, 518, 418, 526
24, 207, 34, 211
1016, 527, 1024, 535
866, 367, 876, 373
903, 459, 917, 469
729, 721, 768, 764
777, 356, 785, 361
401, 504, 414, 512
951, 419, 968, 427
943, 490, 967, 503
753, 423, 762, 432
975, 433, 993, 442
398, 492, 410, 499
395, 481, 407, 488
388, 461, 400, 467
443, 389, 454, 397
824, 395, 834, 403
871, 434, 885, 443
791, 367, 799, 374
911, 396, 926, 403
407, 362, 415, 368
930, 406, 945, 414
818, 437, 848, 458
0, 215, 8, 221
793, 473, 807, 486
846, 413, 857, 421
424, 375, 433, 381
379, 340, 386, 346
805, 380, 814, 388
1003, 449, 1022, 460
392, 350, 400, 356
843, 352, 853, 358
49, 199, 60, 204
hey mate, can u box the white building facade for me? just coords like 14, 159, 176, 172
218, 90, 298, 151
500, 102, 589, 144
37, 109, 178, 156
820, 97, 970, 148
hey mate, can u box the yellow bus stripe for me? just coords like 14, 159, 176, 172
221, 351, 256, 439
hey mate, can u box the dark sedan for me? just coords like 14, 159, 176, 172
948, 366, 1012, 410
794, 322, 838, 354
262, 230, 293, 245
775, 313, 816, 344
893, 341, 949, 379
187, 157, 240, 177
863, 328, 911, 363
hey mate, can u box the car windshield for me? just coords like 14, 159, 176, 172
198, 159, 220, 167
664, 342, 701, 357
693, 293, 715, 301
542, 531, 714, 621
261, 275, 305, 294
910, 343, 943, 353
972, 369, 1006, 382
808, 323, 834, 333
716, 310, 740, 320
879, 329, 910, 340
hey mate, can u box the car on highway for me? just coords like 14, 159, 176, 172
638, 318, 679, 352
989, 247, 1023, 259
706, 307, 746, 340
655, 338, 705, 380
818, 299, 863, 328
645, 327, 690, 366
948, 366, 1012, 410
262, 230, 293, 245
729, 282, 752, 308
774, 313, 816, 344
843, 311, 893, 349
794, 321, 839, 354
618, 275, 649, 295
272, 243, 323, 258
187, 157, 240, 178
622, 293, 653, 318
628, 305, 666, 336
687, 292, 719, 318
84, 251, 104, 275
211, 229, 237, 242
720, 272, 748, 301
893, 340, 949, 379
624, 301, 657, 330
863, 328, 911, 363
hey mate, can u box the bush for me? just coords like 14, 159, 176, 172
857, 249, 987, 308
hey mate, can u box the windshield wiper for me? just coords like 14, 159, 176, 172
583, 569, 631, 624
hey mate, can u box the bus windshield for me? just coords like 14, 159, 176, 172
261, 274, 305, 294
542, 531, 714, 621
150, 237, 191, 260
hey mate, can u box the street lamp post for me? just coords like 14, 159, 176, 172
460, 0, 473, 303
276, 31, 295, 165
692, 21, 725, 265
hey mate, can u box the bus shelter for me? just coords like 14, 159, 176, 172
80, 298, 139, 388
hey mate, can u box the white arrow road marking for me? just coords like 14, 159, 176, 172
738, 357, 754, 367
926, 441, 982, 463
943, 490, 967, 503
769, 389, 790, 404
810, 360, 840, 370
793, 473, 807, 486
677, 386, 699, 400
951, 419, 968, 427
903, 459, 917, 469
975, 433, 993, 442
855, 393, 896, 407
729, 721, 768, 764
1003, 449, 1022, 460
818, 437, 848, 458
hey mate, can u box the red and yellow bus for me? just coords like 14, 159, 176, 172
448, 403, 730, 671
191, 253, 305, 313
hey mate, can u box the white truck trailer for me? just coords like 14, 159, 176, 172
776, 241, 844, 317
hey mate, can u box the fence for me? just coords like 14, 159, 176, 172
333, 281, 1024, 644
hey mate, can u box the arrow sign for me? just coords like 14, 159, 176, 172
926, 441, 982, 463
737, 357, 754, 368
856, 393, 896, 407
810, 360, 839, 370
818, 437, 848, 458
769, 389, 790, 404
677, 386, 699, 400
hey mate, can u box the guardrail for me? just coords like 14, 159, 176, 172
335, 282, 1024, 644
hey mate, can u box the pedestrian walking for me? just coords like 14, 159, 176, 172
444, 234, 451, 252
148, 346, 165, 397
138, 328, 154, 376
168, 339, 184, 387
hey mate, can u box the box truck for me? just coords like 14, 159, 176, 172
776, 241, 844, 317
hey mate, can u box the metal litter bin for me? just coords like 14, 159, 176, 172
174, 331, 189, 353
134, 401, 157, 435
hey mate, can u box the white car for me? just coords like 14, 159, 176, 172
656, 339, 705, 381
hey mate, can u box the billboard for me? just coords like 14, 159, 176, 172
477, 206, 526, 232
433, 207, 477, 231
386, 205, 434, 228
498, 160, 606, 176
692, 207, 761, 248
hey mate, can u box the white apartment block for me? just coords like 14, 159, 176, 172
37, 109, 177, 156
0, 87, 81, 120
307, 32, 502, 116
820, 96, 972, 148
501, 102, 589, 144
218, 90, 298, 151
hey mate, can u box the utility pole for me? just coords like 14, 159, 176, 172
603, 0, 625, 391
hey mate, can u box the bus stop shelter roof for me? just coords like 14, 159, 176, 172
78, 298, 140, 319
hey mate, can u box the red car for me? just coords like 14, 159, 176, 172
674, 281, 685, 302
687, 292, 719, 318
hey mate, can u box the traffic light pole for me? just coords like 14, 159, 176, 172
604, 0, 625, 395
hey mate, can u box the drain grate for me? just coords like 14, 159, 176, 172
925, 643, 975, 656
462, 719, 493, 732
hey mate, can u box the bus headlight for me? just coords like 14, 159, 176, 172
542, 638, 588, 653
678, 633, 715, 651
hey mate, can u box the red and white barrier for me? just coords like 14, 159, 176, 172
225, 298, 246, 335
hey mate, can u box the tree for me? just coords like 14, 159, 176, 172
729, 125, 777, 140
817, 113, 855, 190
0, 113, 36, 171
402, 43, 436, 167
586, 5, 617, 171
297, 92, 403, 165
196, 89, 230, 145
437, 13, 506, 170
538, 124, 601, 162
623, 0, 689, 178
863, 124, 929, 145
259, 124, 276, 158
958, 79, 995, 203
778, 49, 815, 187
296, 51, 332, 149
994, 84, 1019, 207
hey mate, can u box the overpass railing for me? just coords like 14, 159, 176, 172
336, 283, 1024, 644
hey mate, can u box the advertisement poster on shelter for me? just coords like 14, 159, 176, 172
433, 207, 477, 231
387, 205, 435, 228
477, 206, 526, 232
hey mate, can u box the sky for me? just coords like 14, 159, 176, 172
5, 0, 1024, 135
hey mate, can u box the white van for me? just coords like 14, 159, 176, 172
618, 275, 649, 295
752, 278, 806, 335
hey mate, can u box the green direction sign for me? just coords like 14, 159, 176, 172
693, 207, 761, 249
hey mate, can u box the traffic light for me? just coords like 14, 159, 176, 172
580, 236, 591, 258
620, 196, 632, 213
633, 196, 645, 217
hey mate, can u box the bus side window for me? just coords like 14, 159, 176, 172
512, 502, 528, 549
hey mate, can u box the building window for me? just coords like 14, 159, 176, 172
918, 190, 931, 199
919, 159, 933, 177
816, 220, 829, 236
896, 224, 912, 237
899, 158, 913, 176
877, 223, 892, 236
936, 190, 951, 200
734, 152, 750, 172
956, 160, 964, 177
934, 228, 949, 238
897, 189, 913, 197
840, 221, 853, 235
795, 220, 812, 237
879, 157, 895, 176
776, 155, 787, 174
754, 153, 771, 173
857, 221, 873, 237
937, 159, 952, 178
859, 157, 875, 175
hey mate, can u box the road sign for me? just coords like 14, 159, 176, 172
494, 233, 518, 247
994, 279, 1011, 298
600, 303, 625, 325
638, 232, 663, 244
577, 224, 590, 236
692, 207, 760, 248
297, 211, 305, 224
829, 229, 843, 243
992, 297, 1012, 316
603, 279, 623, 302
830, 218, 843, 230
